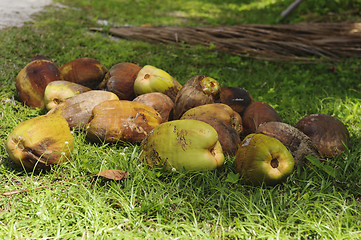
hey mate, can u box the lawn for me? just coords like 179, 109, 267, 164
0, 0, 361, 239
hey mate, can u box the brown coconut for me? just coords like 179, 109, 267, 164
16, 59, 62, 108
98, 62, 141, 100
173, 75, 221, 119
86, 100, 162, 143
180, 103, 243, 135
242, 101, 282, 135
295, 114, 350, 158
47, 90, 119, 129
218, 86, 254, 116
256, 121, 319, 166
59, 58, 108, 89
133, 92, 174, 122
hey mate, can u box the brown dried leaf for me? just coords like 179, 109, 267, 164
96, 169, 129, 181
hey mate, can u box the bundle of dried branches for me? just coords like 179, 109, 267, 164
91, 22, 361, 62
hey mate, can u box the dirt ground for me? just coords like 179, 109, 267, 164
0, 0, 52, 29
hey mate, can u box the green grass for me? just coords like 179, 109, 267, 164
1, 0, 361, 239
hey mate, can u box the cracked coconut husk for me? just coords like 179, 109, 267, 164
90, 22, 361, 62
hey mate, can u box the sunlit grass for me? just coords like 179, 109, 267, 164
229, 0, 280, 11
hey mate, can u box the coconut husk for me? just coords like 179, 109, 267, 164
90, 22, 361, 62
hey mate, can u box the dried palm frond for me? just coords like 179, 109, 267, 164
90, 22, 361, 62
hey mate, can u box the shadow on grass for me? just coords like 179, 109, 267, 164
185, 0, 290, 25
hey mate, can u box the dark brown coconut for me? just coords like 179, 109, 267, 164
217, 86, 254, 116
59, 58, 108, 89
242, 101, 282, 135
183, 115, 241, 156
98, 62, 141, 100
173, 75, 221, 119
133, 92, 174, 122
295, 114, 350, 158
256, 121, 319, 166
16, 59, 62, 108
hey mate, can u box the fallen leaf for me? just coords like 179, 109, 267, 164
96, 169, 129, 181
